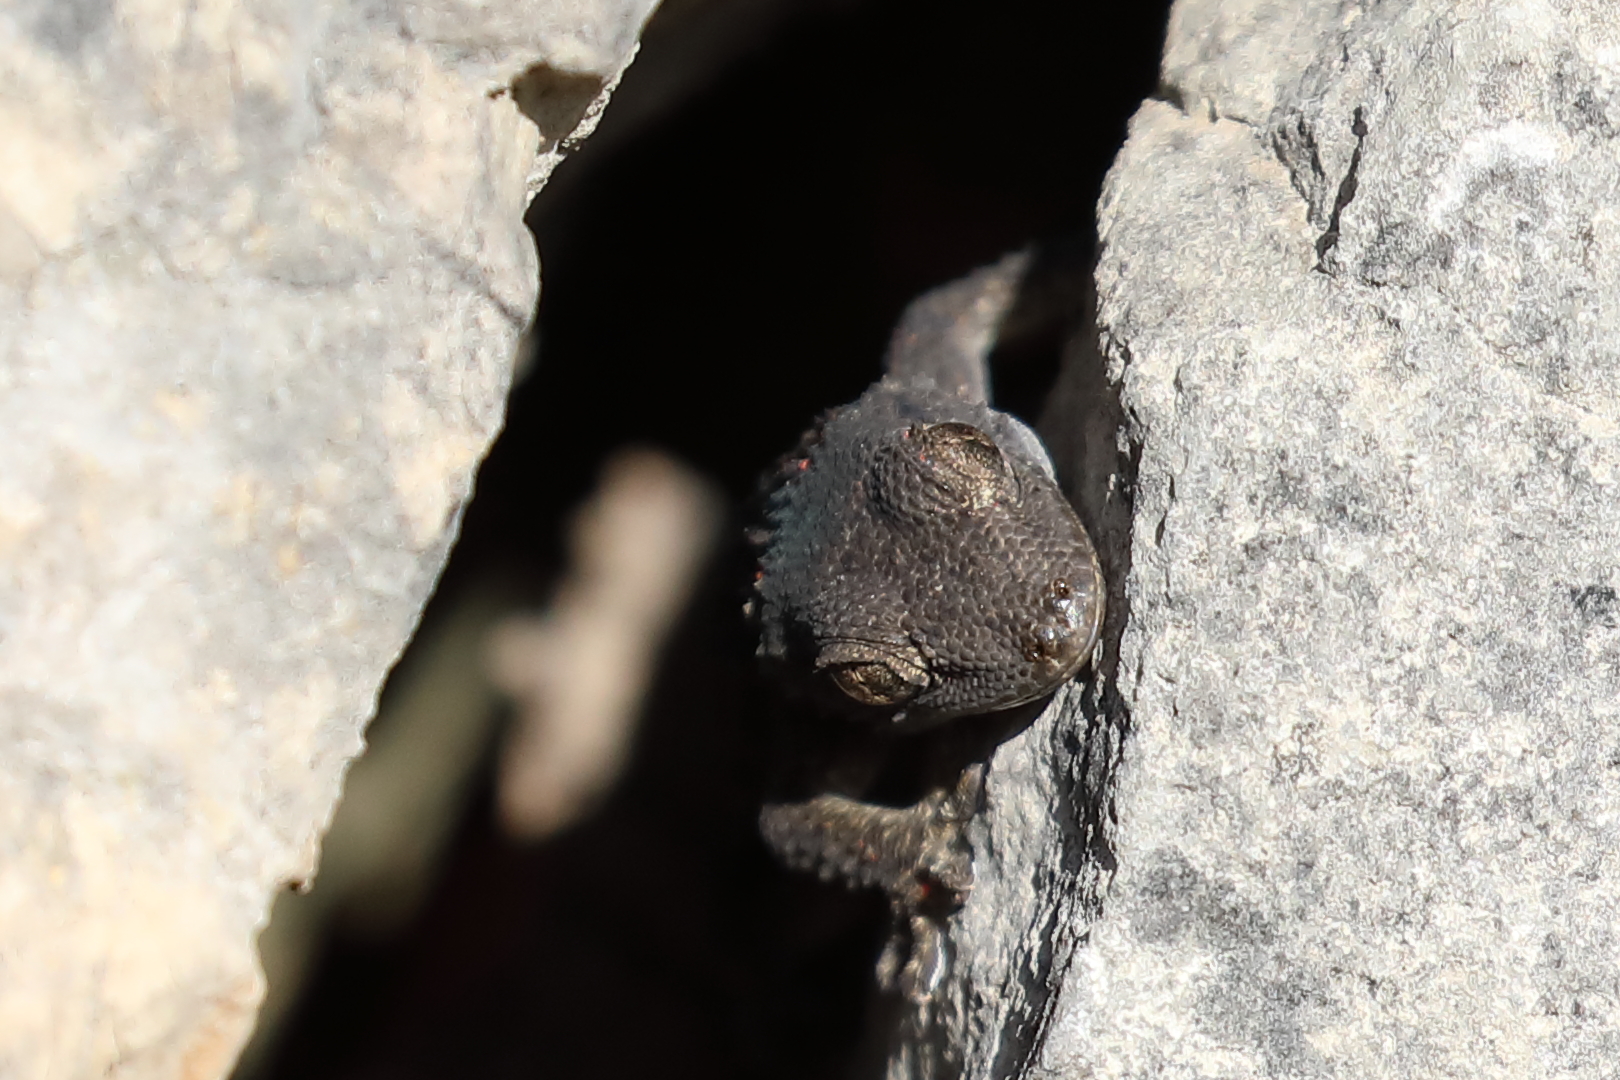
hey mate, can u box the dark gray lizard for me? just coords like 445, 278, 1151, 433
748, 253, 1105, 1003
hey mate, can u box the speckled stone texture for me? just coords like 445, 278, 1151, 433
0, 1, 654, 1077
1029, 1, 1620, 1077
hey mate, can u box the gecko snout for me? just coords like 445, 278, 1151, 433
1018, 576, 1095, 679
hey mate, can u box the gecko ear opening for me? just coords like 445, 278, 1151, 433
816, 640, 929, 707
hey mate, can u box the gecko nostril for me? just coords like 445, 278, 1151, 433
1019, 620, 1081, 672
1043, 576, 1087, 635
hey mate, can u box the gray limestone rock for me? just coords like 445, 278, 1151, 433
0, 1, 654, 1077
1032, 1, 1620, 1077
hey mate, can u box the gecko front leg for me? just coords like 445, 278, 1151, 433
760, 764, 983, 1002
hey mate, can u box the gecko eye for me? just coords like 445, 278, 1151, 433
912, 422, 1016, 512
827, 662, 920, 706
816, 640, 929, 707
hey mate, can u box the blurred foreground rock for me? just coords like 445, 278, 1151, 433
491, 449, 722, 839
0, 1, 654, 1077
1018, 1, 1620, 1077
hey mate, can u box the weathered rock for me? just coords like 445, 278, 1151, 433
1029, 1, 1620, 1076
0, 1, 655, 1077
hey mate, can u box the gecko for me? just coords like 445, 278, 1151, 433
747, 252, 1105, 1003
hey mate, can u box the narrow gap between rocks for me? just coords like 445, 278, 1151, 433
239, 3, 1171, 1078
1315, 106, 1369, 269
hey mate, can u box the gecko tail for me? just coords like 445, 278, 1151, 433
881, 251, 1032, 406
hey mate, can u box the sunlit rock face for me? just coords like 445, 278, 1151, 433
0, 1, 654, 1077
1031, 2, 1620, 1078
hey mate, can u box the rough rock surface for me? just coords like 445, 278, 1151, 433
0, 1, 654, 1077
1028, 1, 1620, 1077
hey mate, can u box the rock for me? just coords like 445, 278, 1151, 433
1029, 1, 1620, 1076
492, 448, 723, 840
0, 1, 655, 1077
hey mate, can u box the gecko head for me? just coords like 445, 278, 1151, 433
754, 400, 1104, 728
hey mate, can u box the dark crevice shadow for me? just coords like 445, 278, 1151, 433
988, 234, 1092, 425
1314, 106, 1370, 271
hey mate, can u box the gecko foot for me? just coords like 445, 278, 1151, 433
876, 913, 950, 1004
761, 764, 986, 1000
